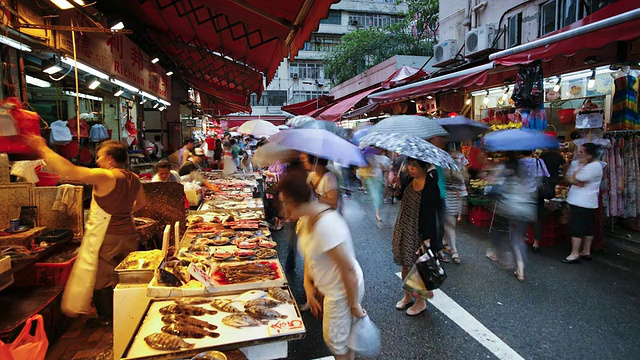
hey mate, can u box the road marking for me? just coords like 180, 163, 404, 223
395, 272, 525, 360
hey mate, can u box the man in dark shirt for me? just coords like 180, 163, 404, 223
539, 149, 566, 184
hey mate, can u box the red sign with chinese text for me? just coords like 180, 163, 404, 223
267, 319, 304, 335
56, 11, 171, 102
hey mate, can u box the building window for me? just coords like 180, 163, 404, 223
320, 10, 342, 25
302, 34, 342, 52
507, 13, 522, 48
348, 12, 400, 28
289, 61, 325, 80
250, 91, 288, 107
291, 91, 330, 104
540, 0, 597, 36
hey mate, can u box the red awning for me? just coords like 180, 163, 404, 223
369, 63, 494, 103
281, 96, 334, 115
188, 77, 252, 114
342, 102, 380, 119
316, 87, 381, 122
381, 65, 429, 89
131, 0, 338, 83
489, 0, 640, 66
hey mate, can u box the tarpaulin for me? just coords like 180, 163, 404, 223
281, 96, 334, 115
316, 87, 380, 122
381, 65, 429, 89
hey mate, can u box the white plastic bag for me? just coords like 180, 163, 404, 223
348, 315, 381, 357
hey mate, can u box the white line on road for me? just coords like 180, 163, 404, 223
395, 272, 525, 360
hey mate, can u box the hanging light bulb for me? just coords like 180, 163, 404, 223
502, 86, 509, 102
483, 89, 489, 105
553, 77, 561, 92
465, 98, 471, 105
587, 70, 596, 89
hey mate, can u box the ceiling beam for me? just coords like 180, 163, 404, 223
225, 0, 295, 30
285, 0, 315, 48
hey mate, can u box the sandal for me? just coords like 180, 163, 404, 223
437, 251, 450, 263
442, 245, 454, 255
452, 253, 461, 264
513, 271, 525, 282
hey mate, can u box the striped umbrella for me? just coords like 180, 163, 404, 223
371, 115, 448, 140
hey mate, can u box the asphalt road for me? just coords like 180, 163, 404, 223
274, 192, 640, 360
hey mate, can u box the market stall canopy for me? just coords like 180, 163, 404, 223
368, 63, 495, 104
188, 78, 252, 114
281, 96, 334, 115
489, 0, 640, 66
123, 0, 338, 83
381, 65, 429, 89
316, 87, 380, 122
342, 102, 380, 120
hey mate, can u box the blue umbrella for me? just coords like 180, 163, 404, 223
481, 129, 559, 151
268, 128, 366, 166
435, 116, 489, 142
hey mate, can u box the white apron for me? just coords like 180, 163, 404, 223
61, 197, 111, 316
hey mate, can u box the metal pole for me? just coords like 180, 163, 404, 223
71, 21, 80, 145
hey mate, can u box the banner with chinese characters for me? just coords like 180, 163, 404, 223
55, 11, 171, 102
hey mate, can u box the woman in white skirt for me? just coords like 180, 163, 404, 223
441, 145, 468, 264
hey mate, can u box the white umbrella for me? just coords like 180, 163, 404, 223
372, 115, 448, 140
252, 142, 298, 166
238, 120, 279, 137
269, 128, 366, 166
277, 124, 289, 130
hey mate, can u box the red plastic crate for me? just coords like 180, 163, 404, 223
468, 206, 492, 227
13, 255, 77, 287
525, 223, 560, 247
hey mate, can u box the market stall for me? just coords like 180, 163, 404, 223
113, 171, 303, 360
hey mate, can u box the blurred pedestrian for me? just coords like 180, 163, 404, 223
302, 153, 340, 210
392, 158, 443, 316
519, 151, 550, 252
152, 160, 181, 183
278, 172, 365, 360
563, 143, 603, 264
442, 144, 468, 264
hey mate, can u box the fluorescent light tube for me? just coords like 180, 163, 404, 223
0, 35, 31, 52
110, 22, 125, 31
49, 0, 85, 10
26, 75, 51, 88
114, 89, 124, 97
63, 91, 103, 101
140, 91, 158, 101
165, 71, 173, 76
43, 65, 62, 74
61, 57, 109, 79
151, 57, 159, 64
88, 79, 100, 90
110, 78, 139, 93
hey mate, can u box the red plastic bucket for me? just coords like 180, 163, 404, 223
36, 172, 60, 186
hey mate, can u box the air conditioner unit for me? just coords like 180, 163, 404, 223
433, 39, 458, 67
465, 24, 498, 58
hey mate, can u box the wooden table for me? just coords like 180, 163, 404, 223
0, 226, 46, 248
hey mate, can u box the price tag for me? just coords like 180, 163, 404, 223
267, 319, 304, 335
188, 262, 213, 287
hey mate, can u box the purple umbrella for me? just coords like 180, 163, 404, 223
268, 128, 366, 166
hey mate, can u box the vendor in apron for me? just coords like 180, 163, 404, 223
23, 135, 145, 327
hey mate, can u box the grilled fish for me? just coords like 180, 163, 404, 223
144, 332, 194, 350
161, 314, 218, 330
174, 297, 210, 306
222, 314, 265, 328
244, 306, 288, 319
210, 299, 242, 313
244, 299, 282, 308
161, 323, 220, 339
268, 287, 293, 303
159, 304, 217, 316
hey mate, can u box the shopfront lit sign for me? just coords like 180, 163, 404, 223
56, 11, 171, 102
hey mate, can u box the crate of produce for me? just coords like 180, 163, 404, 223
13, 244, 78, 287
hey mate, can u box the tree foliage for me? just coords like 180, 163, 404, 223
323, 0, 439, 85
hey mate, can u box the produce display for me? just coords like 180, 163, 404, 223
124, 288, 304, 359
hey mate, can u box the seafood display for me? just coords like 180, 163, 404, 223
221, 314, 265, 328
209, 299, 243, 313
244, 306, 288, 320
215, 262, 278, 284
159, 304, 217, 316
161, 314, 218, 330
144, 333, 194, 351
255, 248, 277, 259
268, 287, 294, 304
116, 250, 163, 271
161, 323, 220, 339
244, 299, 282, 308
174, 297, 210, 306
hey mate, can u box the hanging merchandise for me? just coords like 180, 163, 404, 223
511, 60, 544, 109
0, 98, 43, 154
575, 98, 604, 129
520, 103, 548, 131
49, 120, 73, 145
67, 117, 89, 139
124, 119, 138, 146
602, 131, 640, 219
610, 72, 639, 130
89, 123, 109, 143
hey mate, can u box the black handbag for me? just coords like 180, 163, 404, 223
537, 159, 555, 200
414, 247, 447, 291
